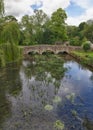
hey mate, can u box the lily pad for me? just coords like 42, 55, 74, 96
53, 96, 61, 103
44, 104, 53, 111
54, 120, 64, 130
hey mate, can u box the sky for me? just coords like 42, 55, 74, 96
4, 0, 93, 26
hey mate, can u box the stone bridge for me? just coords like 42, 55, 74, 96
23, 45, 81, 55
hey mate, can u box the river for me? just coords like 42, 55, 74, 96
0, 54, 93, 130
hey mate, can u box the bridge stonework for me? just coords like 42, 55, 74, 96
23, 45, 81, 55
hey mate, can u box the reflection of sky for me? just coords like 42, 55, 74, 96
58, 60, 93, 125
2, 59, 93, 130
62, 61, 93, 95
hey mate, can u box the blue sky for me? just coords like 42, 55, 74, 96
31, 1, 85, 17
65, 2, 85, 17
4, 0, 93, 26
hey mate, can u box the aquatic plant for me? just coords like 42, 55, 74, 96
71, 110, 77, 117
53, 96, 61, 103
44, 104, 53, 111
54, 120, 65, 130
66, 93, 75, 103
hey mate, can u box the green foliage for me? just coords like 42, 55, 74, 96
50, 8, 68, 42
84, 23, 93, 43
20, 10, 48, 45
1, 21, 20, 45
0, 0, 4, 18
83, 42, 91, 51
0, 43, 22, 67
70, 36, 81, 46
20, 15, 34, 45
67, 26, 79, 40
20, 8, 68, 45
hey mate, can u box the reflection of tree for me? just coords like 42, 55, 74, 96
90, 73, 93, 82
0, 73, 11, 127
83, 116, 93, 130
0, 64, 22, 126
5, 64, 22, 96
23, 55, 67, 96
24, 55, 66, 80
21, 55, 66, 108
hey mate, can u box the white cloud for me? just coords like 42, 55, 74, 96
40, 0, 70, 16
4, 0, 70, 17
4, 0, 93, 25
66, 0, 93, 25
71, 0, 93, 9
4, 0, 34, 19
66, 7, 93, 26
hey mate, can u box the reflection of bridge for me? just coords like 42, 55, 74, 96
23, 45, 81, 55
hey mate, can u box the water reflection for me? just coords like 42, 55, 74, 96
0, 55, 93, 130
0, 64, 22, 129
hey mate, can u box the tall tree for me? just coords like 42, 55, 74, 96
21, 15, 34, 45
1, 21, 20, 45
33, 9, 48, 44
50, 8, 68, 42
0, 0, 4, 18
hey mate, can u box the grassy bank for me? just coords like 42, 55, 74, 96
71, 51, 93, 67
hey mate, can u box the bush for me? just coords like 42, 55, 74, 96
83, 42, 90, 51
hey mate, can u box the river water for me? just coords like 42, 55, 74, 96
0, 55, 93, 130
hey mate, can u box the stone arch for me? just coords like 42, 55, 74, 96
42, 50, 55, 55
28, 51, 39, 55
57, 51, 68, 55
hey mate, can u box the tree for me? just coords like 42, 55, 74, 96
67, 25, 79, 39
78, 22, 86, 31
84, 23, 93, 43
69, 36, 82, 46
4, 15, 17, 22
0, 16, 18, 44
20, 15, 34, 45
32, 9, 48, 44
49, 8, 68, 42
1, 21, 20, 45
20, 10, 48, 45
0, 0, 4, 18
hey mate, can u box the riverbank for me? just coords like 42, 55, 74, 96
71, 51, 93, 67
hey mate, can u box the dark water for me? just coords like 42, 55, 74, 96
0, 55, 93, 130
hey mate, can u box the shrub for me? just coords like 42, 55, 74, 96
83, 42, 90, 51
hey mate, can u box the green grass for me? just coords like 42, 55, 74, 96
72, 51, 93, 59
73, 50, 93, 56
72, 50, 93, 66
